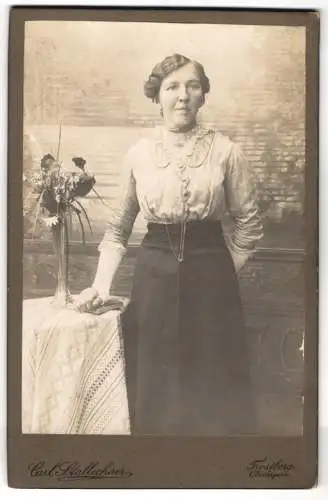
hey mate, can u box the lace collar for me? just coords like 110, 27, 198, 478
152, 124, 215, 169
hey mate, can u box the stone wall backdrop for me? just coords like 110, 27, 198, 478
22, 21, 306, 436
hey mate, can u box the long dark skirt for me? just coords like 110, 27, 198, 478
121, 220, 256, 435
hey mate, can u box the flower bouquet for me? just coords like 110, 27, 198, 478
25, 147, 97, 307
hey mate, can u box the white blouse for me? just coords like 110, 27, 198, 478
99, 124, 263, 264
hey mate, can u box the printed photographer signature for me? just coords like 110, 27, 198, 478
246, 457, 295, 480
28, 460, 133, 481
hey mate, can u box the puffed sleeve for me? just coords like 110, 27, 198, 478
98, 145, 140, 255
224, 142, 263, 271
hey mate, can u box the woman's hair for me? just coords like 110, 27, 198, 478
144, 53, 210, 103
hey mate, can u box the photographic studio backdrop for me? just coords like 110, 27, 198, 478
22, 21, 306, 435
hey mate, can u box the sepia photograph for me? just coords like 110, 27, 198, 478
21, 19, 307, 438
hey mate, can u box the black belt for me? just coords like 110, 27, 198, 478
142, 220, 226, 253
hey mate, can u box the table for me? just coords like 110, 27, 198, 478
22, 296, 131, 435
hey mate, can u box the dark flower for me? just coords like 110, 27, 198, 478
70, 174, 96, 197
41, 153, 56, 172
72, 157, 86, 170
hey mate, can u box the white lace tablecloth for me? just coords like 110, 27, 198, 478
22, 297, 130, 435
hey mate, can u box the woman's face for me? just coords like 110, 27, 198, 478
158, 62, 204, 132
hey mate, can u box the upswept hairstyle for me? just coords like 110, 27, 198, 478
144, 53, 210, 103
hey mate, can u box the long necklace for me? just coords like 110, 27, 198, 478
164, 204, 187, 263
153, 125, 214, 263
157, 128, 198, 263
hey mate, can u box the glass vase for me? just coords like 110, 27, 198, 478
51, 211, 72, 307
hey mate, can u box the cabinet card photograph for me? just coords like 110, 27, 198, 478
7, 7, 318, 489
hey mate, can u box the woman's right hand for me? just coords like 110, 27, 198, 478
73, 286, 110, 313
73, 246, 124, 313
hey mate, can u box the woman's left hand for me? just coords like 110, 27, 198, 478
232, 252, 249, 273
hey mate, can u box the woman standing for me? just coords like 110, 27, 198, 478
75, 54, 263, 435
